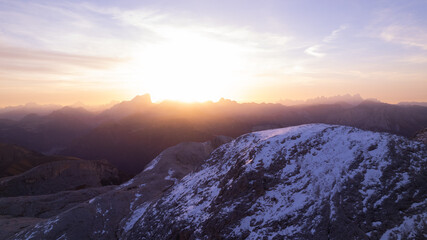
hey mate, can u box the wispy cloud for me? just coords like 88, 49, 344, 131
380, 24, 427, 50
0, 42, 127, 89
0, 45, 125, 69
74, 3, 306, 88
305, 25, 348, 57
369, 7, 427, 51
82, 3, 295, 53
398, 55, 427, 64
323, 25, 348, 43
304, 45, 325, 58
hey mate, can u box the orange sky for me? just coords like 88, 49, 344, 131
0, 0, 426, 107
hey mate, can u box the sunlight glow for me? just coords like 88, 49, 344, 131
126, 28, 246, 102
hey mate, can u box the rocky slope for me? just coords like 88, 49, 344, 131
414, 128, 427, 144
0, 142, 80, 178
9, 124, 427, 239
0, 185, 116, 240
3, 136, 232, 239
0, 186, 116, 218
0, 149, 121, 238
0, 159, 119, 197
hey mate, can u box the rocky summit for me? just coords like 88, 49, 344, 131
10, 124, 427, 239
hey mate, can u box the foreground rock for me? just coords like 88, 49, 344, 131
10, 136, 232, 240
0, 159, 120, 197
11, 125, 427, 239
414, 128, 427, 144
0, 186, 114, 239
0, 216, 42, 240
0, 186, 115, 218
0, 147, 121, 238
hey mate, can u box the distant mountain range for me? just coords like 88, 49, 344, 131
0, 106, 98, 154
397, 101, 427, 107
0, 103, 61, 121
279, 93, 377, 106
0, 101, 119, 121
0, 95, 426, 176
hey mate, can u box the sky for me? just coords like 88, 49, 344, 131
0, 0, 426, 106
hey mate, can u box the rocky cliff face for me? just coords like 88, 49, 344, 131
414, 128, 427, 144
0, 142, 80, 178
0, 185, 116, 240
0, 153, 121, 239
9, 125, 427, 239
0, 159, 120, 197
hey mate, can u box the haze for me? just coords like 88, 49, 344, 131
1, 0, 426, 106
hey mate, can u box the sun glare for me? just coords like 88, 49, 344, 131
125, 28, 246, 102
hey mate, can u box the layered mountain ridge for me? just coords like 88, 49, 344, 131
11, 124, 426, 240
1, 95, 426, 176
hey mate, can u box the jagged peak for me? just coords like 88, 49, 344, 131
130, 94, 152, 104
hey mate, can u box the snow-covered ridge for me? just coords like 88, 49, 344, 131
126, 124, 426, 239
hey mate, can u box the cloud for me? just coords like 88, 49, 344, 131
0, 1, 298, 69
380, 24, 427, 50
0, 45, 124, 68
0, 1, 144, 56
304, 25, 347, 58
0, 43, 126, 82
399, 55, 427, 64
304, 45, 325, 58
368, 7, 427, 51
81, 3, 295, 53
75, 3, 304, 87
323, 25, 348, 43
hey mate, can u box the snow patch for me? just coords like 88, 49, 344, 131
143, 154, 162, 172
123, 203, 150, 232
380, 213, 427, 240
165, 168, 178, 184
130, 193, 143, 210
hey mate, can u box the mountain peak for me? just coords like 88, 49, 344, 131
49, 106, 91, 116
131, 94, 152, 104
97, 94, 153, 120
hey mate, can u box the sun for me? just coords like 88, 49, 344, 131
125, 28, 246, 102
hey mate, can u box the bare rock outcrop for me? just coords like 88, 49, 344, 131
0, 159, 119, 197
414, 128, 427, 144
